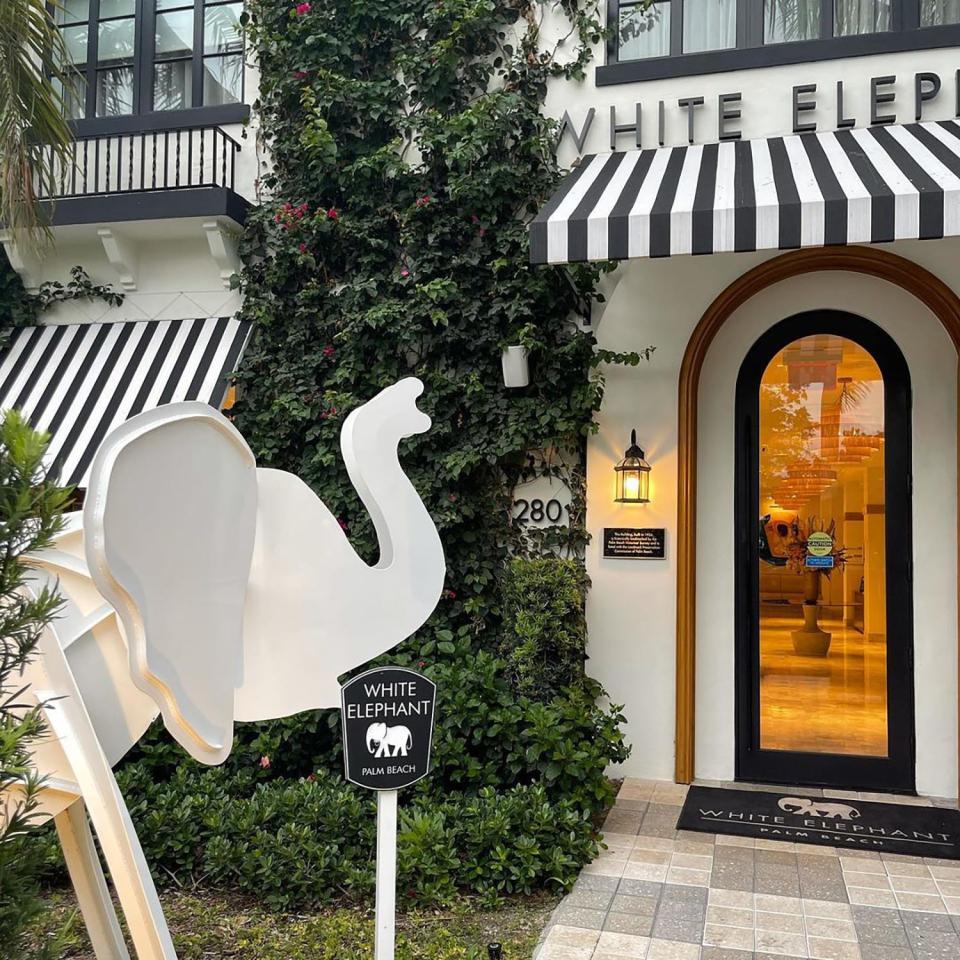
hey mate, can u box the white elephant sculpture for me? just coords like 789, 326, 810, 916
366, 723, 413, 758
778, 797, 861, 820
13, 377, 446, 960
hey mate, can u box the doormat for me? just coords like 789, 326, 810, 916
677, 785, 960, 859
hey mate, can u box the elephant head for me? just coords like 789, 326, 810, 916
83, 378, 446, 761
366, 722, 387, 752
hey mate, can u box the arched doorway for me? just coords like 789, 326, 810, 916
675, 247, 960, 790
734, 311, 914, 792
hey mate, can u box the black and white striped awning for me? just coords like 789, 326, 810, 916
0, 316, 250, 488
530, 121, 960, 264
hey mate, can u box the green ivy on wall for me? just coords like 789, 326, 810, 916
236, 0, 626, 594
226, 0, 640, 814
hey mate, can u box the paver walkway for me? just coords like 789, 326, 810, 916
533, 779, 960, 960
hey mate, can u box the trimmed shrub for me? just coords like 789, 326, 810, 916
501, 558, 590, 700
114, 766, 599, 910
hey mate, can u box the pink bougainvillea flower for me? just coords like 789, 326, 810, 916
322, 344, 335, 358
443, 589, 457, 600
415, 195, 432, 208
295, 2, 311, 14
448, 493, 458, 503
259, 755, 271, 769
338, 517, 349, 531
400, 267, 409, 277
327, 207, 339, 220
293, 70, 309, 79
417, 660, 427, 668
298, 243, 307, 254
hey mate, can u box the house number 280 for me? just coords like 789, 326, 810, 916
514, 498, 566, 523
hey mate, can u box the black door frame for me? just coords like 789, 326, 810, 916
734, 310, 916, 793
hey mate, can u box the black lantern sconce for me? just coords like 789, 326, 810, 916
614, 430, 651, 503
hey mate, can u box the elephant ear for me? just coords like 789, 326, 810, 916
84, 403, 258, 765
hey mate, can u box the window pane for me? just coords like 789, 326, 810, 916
835, 0, 891, 33
61, 24, 88, 65
154, 60, 193, 110
619, 2, 671, 60
96, 65, 134, 115
204, 3, 243, 55
99, 0, 135, 17
98, 18, 135, 61
202, 54, 242, 104
56, 0, 89, 25
764, 0, 820, 41
157, 0, 193, 8
53, 75, 86, 120
758, 337, 887, 757
683, 0, 736, 51
921, 0, 960, 24
156, 10, 194, 58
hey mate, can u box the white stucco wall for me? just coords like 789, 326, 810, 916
586, 240, 960, 797
548, 41, 960, 164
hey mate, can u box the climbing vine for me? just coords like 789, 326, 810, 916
88, 1, 645, 901
224, 0, 640, 806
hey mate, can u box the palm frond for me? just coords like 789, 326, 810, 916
0, 0, 76, 244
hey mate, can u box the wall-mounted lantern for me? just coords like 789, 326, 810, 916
614, 430, 651, 503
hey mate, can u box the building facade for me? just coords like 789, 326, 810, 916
0, 0, 257, 489
5, 0, 960, 804
537, 0, 960, 799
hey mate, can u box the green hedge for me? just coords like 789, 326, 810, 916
111, 766, 598, 910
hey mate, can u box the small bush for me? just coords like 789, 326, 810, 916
501, 558, 589, 700
0, 411, 73, 960
114, 766, 598, 911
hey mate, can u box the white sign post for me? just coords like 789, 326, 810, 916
340, 666, 437, 960
375, 789, 398, 960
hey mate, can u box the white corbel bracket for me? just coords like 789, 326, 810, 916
0, 231, 41, 293
97, 229, 138, 292
202, 221, 241, 290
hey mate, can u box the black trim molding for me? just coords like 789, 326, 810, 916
41, 186, 250, 227
70, 103, 249, 136
600, 0, 960, 85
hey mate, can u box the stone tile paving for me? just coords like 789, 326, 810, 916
533, 779, 960, 960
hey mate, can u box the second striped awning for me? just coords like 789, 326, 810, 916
530, 120, 960, 265
0, 316, 250, 489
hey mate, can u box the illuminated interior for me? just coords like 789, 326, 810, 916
758, 335, 888, 757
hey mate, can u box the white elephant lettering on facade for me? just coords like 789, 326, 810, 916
366, 722, 413, 757
778, 797, 861, 820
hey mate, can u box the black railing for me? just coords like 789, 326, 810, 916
36, 126, 241, 200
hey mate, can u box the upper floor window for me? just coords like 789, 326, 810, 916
604, 0, 960, 81
54, 0, 244, 121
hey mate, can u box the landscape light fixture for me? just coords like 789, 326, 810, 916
614, 429, 651, 503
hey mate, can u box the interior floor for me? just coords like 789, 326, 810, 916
759, 614, 888, 757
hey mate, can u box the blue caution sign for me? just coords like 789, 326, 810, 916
805, 555, 835, 569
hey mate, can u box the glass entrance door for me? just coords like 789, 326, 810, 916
735, 311, 915, 792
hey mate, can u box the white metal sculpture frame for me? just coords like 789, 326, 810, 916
13, 377, 446, 959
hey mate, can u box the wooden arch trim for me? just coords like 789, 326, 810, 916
675, 245, 960, 785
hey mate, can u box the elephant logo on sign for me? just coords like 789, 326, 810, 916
366, 722, 412, 757
778, 797, 861, 820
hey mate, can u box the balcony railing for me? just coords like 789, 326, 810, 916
35, 125, 241, 201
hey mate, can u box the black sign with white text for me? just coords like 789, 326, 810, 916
341, 667, 436, 791
603, 527, 666, 560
